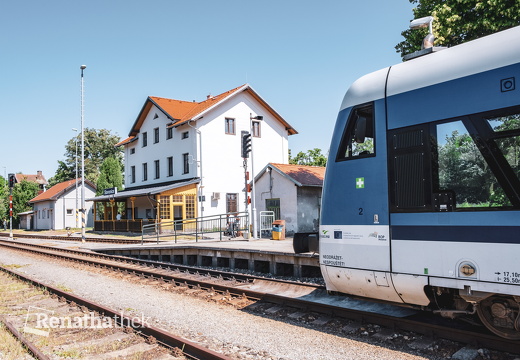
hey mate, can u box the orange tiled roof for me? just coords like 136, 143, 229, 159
126, 84, 297, 138
15, 173, 48, 185
30, 179, 96, 203
115, 136, 136, 147
270, 163, 325, 187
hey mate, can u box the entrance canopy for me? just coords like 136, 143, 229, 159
87, 178, 200, 232
88, 178, 200, 202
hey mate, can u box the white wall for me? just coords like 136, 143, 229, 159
254, 169, 298, 234
33, 184, 96, 230
122, 91, 291, 219
196, 92, 289, 216
125, 108, 195, 189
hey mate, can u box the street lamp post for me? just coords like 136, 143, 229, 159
72, 128, 78, 229
80, 65, 86, 243
249, 113, 263, 239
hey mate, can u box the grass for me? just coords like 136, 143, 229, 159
0, 323, 32, 360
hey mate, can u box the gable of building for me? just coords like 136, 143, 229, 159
116, 84, 297, 147
30, 178, 96, 204
260, 163, 325, 187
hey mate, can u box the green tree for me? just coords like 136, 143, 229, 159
12, 180, 39, 226
48, 128, 123, 187
289, 148, 327, 166
96, 158, 123, 196
396, 0, 520, 57
0, 176, 7, 222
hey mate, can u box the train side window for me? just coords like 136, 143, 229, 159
436, 119, 513, 208
336, 103, 375, 161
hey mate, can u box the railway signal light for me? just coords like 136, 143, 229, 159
8, 173, 15, 188
241, 131, 252, 158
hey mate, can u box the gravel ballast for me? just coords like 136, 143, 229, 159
0, 246, 432, 360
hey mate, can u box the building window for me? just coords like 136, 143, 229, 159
130, 148, 135, 155
154, 160, 160, 179
142, 132, 148, 147
131, 166, 136, 183
66, 209, 73, 216
160, 195, 171, 219
225, 118, 235, 135
142, 163, 148, 181
226, 193, 238, 213
183, 153, 189, 174
167, 127, 173, 140
186, 195, 196, 218
154, 127, 160, 144
252, 121, 261, 137
167, 156, 173, 177
182, 131, 189, 139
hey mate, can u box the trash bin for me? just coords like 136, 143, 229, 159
271, 220, 286, 240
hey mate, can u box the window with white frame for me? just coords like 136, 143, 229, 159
252, 121, 261, 137
167, 156, 173, 177
143, 163, 148, 181
154, 159, 160, 179
225, 118, 235, 135
142, 132, 148, 147
154, 127, 160, 144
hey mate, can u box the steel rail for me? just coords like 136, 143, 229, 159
0, 238, 317, 287
0, 316, 51, 360
1, 239, 519, 354
0, 232, 151, 244
0, 265, 231, 360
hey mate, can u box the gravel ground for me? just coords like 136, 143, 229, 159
0, 247, 434, 360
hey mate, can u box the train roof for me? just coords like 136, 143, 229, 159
340, 25, 520, 111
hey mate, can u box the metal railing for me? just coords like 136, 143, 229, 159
141, 212, 249, 244
259, 211, 275, 239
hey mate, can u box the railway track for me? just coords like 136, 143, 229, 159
0, 232, 152, 244
0, 264, 230, 360
0, 238, 519, 356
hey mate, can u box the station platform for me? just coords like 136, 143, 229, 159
91, 237, 321, 279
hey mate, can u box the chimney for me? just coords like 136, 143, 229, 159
37, 170, 42, 177
207, 94, 211, 100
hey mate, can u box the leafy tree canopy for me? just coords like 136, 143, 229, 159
396, 0, 520, 57
48, 128, 123, 187
289, 148, 327, 167
96, 157, 123, 196
12, 180, 39, 225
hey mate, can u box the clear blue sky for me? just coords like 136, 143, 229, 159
0, 0, 415, 181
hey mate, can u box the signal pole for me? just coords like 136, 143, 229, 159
241, 131, 252, 238
8, 173, 14, 239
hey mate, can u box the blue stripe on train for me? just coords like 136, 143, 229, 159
391, 225, 520, 244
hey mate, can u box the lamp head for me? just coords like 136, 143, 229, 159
80, 65, 87, 70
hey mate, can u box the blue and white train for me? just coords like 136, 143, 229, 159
319, 25, 520, 339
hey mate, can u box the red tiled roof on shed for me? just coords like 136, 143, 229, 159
270, 163, 325, 187
30, 178, 96, 203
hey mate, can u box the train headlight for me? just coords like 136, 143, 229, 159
459, 262, 476, 277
